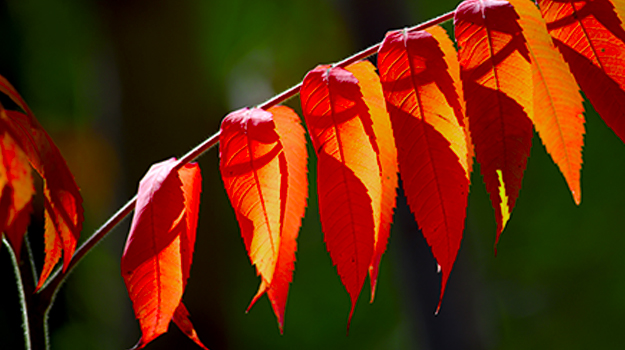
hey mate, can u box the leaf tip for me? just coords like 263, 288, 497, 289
346, 300, 357, 336
572, 189, 581, 206
368, 265, 378, 303
246, 281, 267, 313
436, 266, 449, 315
496, 169, 511, 231
369, 282, 377, 304
278, 321, 285, 335
128, 337, 146, 350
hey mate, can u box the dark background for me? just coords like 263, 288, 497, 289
1, 0, 625, 349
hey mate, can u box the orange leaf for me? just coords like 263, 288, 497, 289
509, 0, 585, 205
343, 61, 399, 303
300, 64, 381, 327
455, 0, 534, 245
0, 78, 83, 288
242, 105, 308, 333
220, 108, 285, 291
121, 158, 206, 349
432, 26, 475, 175
538, 0, 625, 144
378, 26, 470, 311
612, 0, 625, 28
0, 129, 34, 254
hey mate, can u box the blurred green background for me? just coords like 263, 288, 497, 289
1, 0, 624, 349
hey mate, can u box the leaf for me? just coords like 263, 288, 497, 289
378, 25, 470, 311
455, 0, 534, 245
0, 128, 34, 255
509, 0, 585, 205
219, 108, 285, 293
121, 158, 206, 349
432, 26, 475, 175
538, 0, 625, 144
300, 64, 381, 327
344, 61, 399, 303
242, 105, 308, 333
0, 76, 83, 289
612, 0, 625, 28
0, 75, 35, 118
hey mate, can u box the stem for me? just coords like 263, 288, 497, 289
5, 237, 31, 350
258, 9, 455, 110
5, 236, 49, 350
38, 5, 455, 311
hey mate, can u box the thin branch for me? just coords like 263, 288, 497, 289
259, 9, 455, 110
39, 8, 455, 297
4, 238, 32, 350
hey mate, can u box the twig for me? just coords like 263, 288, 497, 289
39, 7, 455, 301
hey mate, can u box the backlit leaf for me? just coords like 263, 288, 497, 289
0, 76, 83, 288
344, 61, 398, 303
220, 108, 285, 293
538, 0, 625, 144
433, 26, 475, 174
121, 158, 205, 349
242, 105, 308, 333
455, 0, 534, 245
378, 25, 470, 310
0, 127, 34, 255
509, 0, 585, 205
612, 0, 625, 28
300, 64, 381, 326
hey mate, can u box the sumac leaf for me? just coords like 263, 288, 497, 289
220, 108, 284, 291
510, 0, 585, 205
0, 77, 83, 288
0, 128, 34, 254
455, 0, 534, 245
378, 25, 470, 311
345, 61, 399, 303
121, 158, 205, 349
225, 106, 309, 333
300, 64, 383, 326
537, 0, 625, 145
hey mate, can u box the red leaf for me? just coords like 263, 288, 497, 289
300, 64, 382, 326
220, 108, 285, 292
455, 0, 534, 245
240, 106, 308, 333
378, 26, 470, 311
537, 0, 625, 145
121, 158, 205, 349
178, 162, 203, 289
0, 76, 83, 288
509, 0, 585, 205
343, 61, 398, 303
0, 75, 35, 118
0, 129, 34, 255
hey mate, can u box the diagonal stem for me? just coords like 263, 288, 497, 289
38, 6, 455, 307
259, 10, 455, 110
